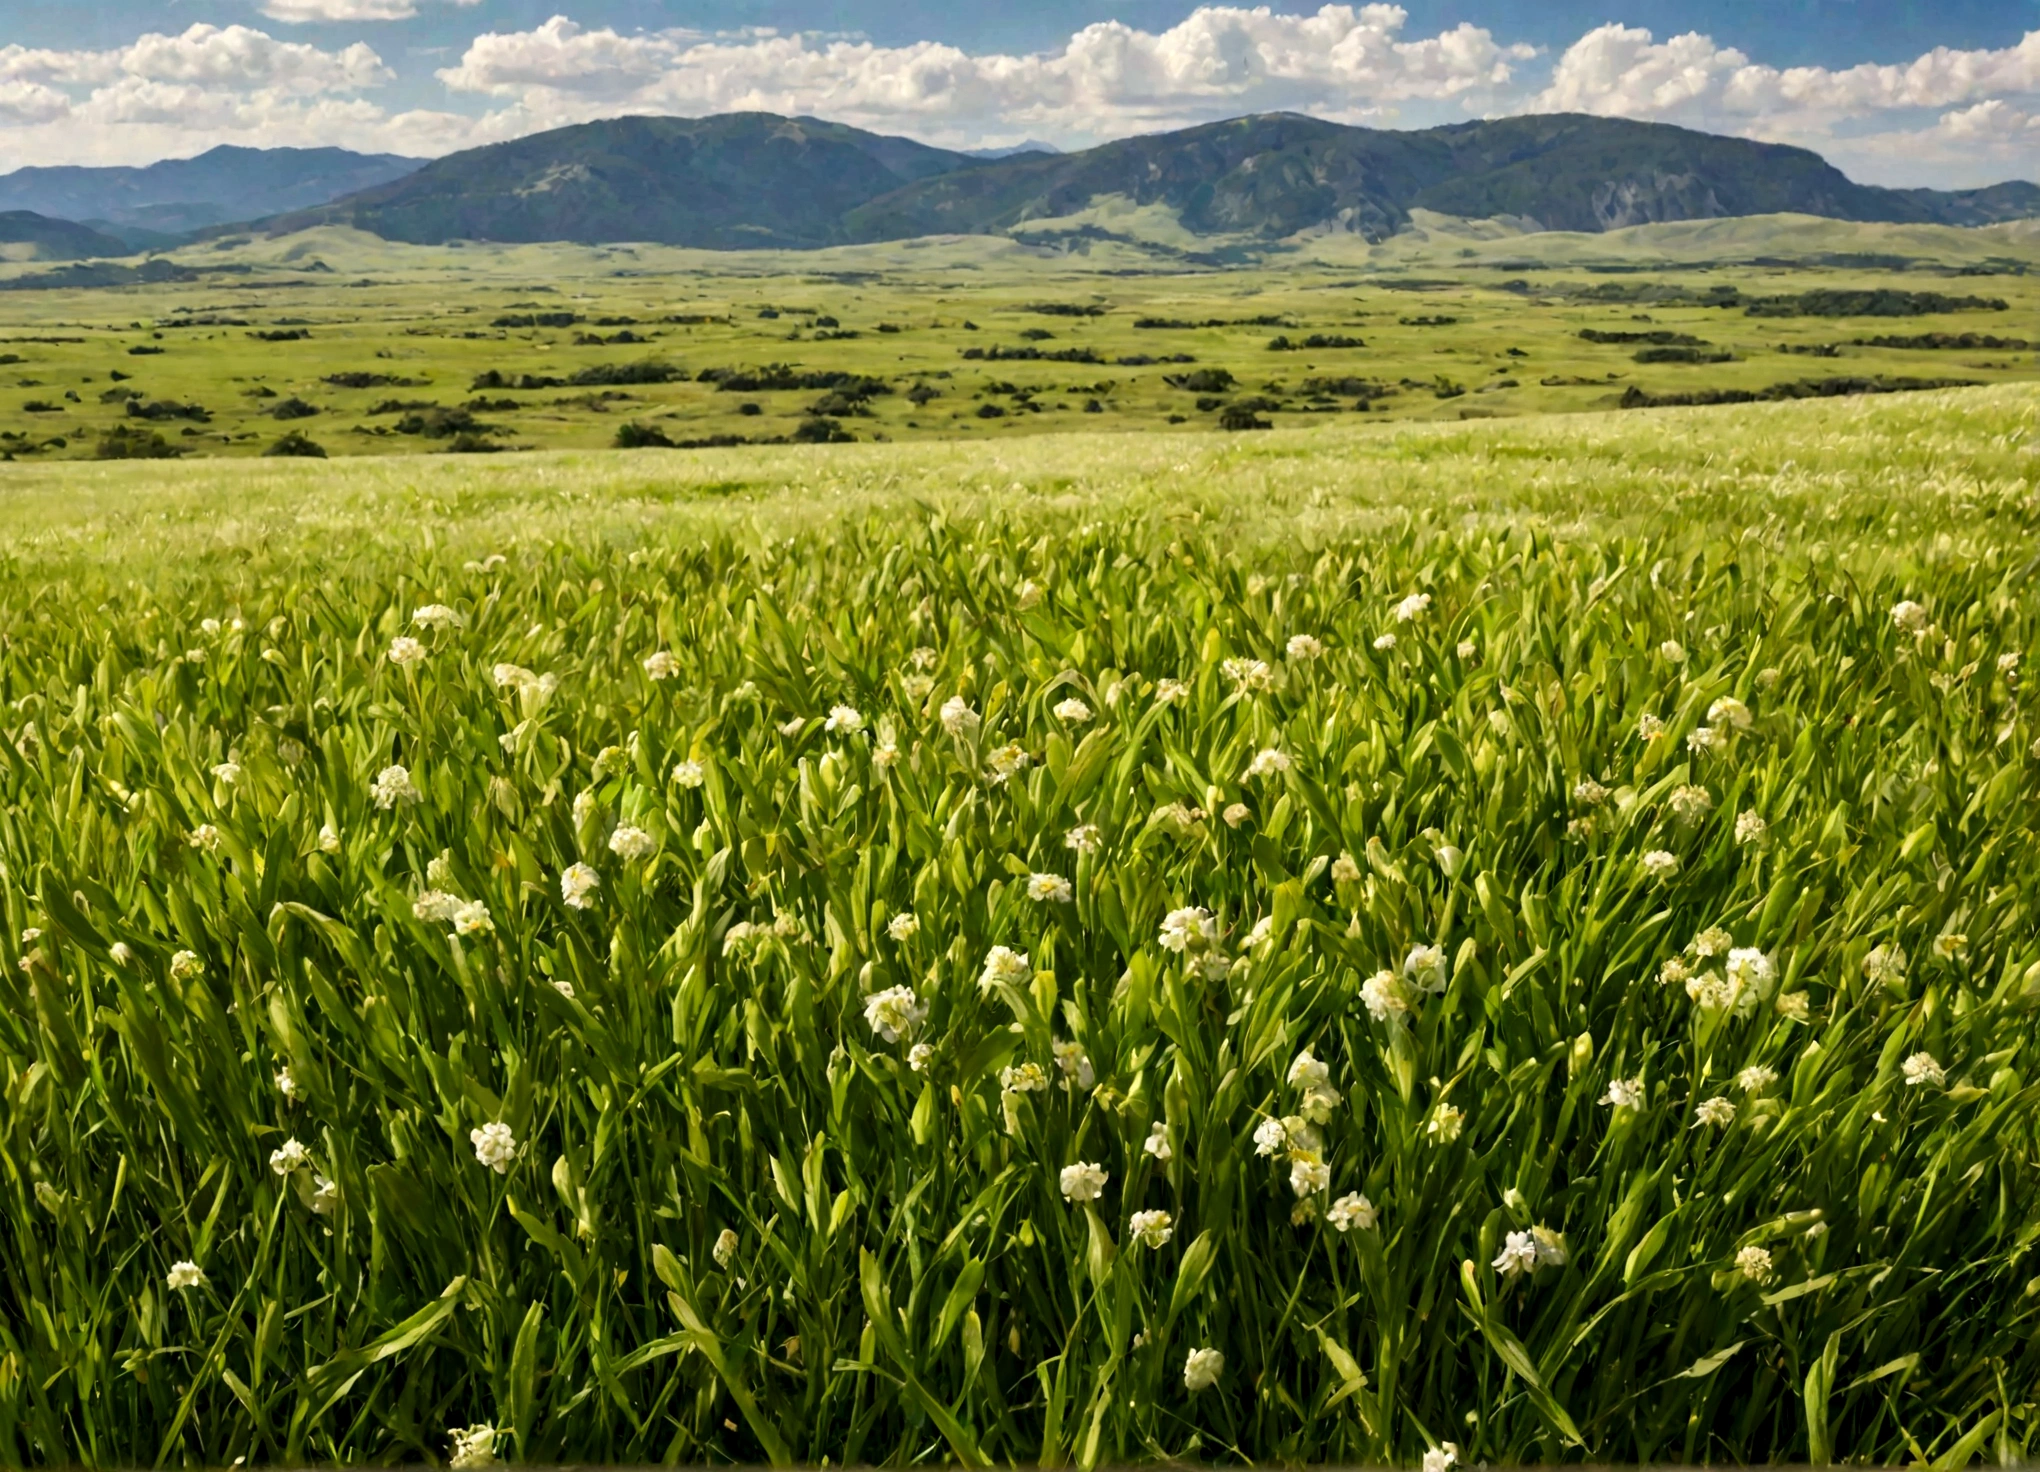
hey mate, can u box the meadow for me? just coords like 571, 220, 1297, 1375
1, 376, 2038, 1467
0, 212, 2036, 460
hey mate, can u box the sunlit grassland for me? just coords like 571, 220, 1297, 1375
1, 385, 2038, 1467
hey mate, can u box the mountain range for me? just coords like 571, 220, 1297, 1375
0, 145, 420, 245
270, 111, 2040, 250
5, 113, 2037, 260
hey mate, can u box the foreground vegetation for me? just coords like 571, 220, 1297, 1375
2, 386, 2040, 1466
0, 217, 2036, 461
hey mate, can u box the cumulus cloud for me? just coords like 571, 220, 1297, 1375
1537, 23, 2040, 129
437, 6, 1539, 142
262, 0, 421, 23
2, 9, 2037, 189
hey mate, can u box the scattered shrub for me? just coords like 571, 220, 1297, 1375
1218, 405, 1272, 430
264, 430, 327, 458
250, 328, 312, 342
93, 425, 181, 459
126, 399, 209, 423
792, 417, 854, 444
1165, 368, 1236, 394
614, 422, 676, 449
270, 397, 320, 420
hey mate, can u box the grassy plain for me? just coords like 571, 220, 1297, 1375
0, 212, 2036, 459
2, 381, 2039, 1466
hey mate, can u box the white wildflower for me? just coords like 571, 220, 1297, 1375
1426, 1103, 1464, 1144
1331, 852, 1362, 884
1328, 1193, 1377, 1232
110, 942, 133, 966
414, 891, 462, 924
559, 863, 600, 910
1244, 748, 1291, 779
1289, 1156, 1331, 1197
1736, 1065, 1778, 1093
1642, 850, 1680, 879
1373, 633, 1397, 651
863, 986, 926, 1044
1143, 1123, 1172, 1162
1637, 712, 1666, 741
1129, 1209, 1174, 1248
1735, 811, 1768, 845
1602, 1076, 1644, 1109
1065, 823, 1102, 855
1902, 1052, 1945, 1088
1891, 600, 1929, 634
1224, 804, 1250, 829
609, 825, 656, 862
1361, 970, 1409, 1024
1222, 657, 1273, 691
1183, 1347, 1224, 1393
413, 604, 462, 630
713, 1228, 739, 1267
671, 759, 705, 788
449, 1426, 498, 1470
1028, 873, 1074, 904
1000, 1062, 1049, 1094
1693, 925, 1734, 958
188, 824, 222, 852
1735, 1245, 1774, 1285
1392, 592, 1431, 622
1668, 785, 1714, 823
211, 761, 242, 785
908, 1043, 934, 1072
984, 743, 1029, 783
1288, 1050, 1330, 1090
1286, 634, 1324, 661
275, 1067, 297, 1099
1694, 1097, 1736, 1128
1404, 944, 1448, 993
825, 705, 865, 735
979, 945, 1031, 991
370, 765, 420, 809
1686, 726, 1721, 754
939, 696, 980, 735
387, 636, 426, 668
269, 1138, 309, 1175
1776, 993, 1811, 1023
1493, 1230, 1540, 1277
1708, 696, 1753, 731
311, 1176, 340, 1216
170, 950, 202, 981
1059, 1161, 1108, 1203
1154, 678, 1189, 703
470, 1122, 517, 1173
1933, 932, 1968, 960
1053, 1040, 1095, 1091
1158, 907, 1217, 954
1253, 1117, 1289, 1157
453, 901, 493, 937
1422, 1445, 1459, 1472
167, 1261, 207, 1292
1053, 697, 1093, 723
1456, 639, 1477, 661
1659, 640, 1687, 663
1573, 779, 1609, 807
642, 650, 679, 681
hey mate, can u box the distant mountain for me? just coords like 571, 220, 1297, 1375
272, 110, 2040, 250
846, 113, 2040, 242
269, 114, 987, 249
0, 211, 131, 261
964, 142, 1062, 160
0, 146, 421, 239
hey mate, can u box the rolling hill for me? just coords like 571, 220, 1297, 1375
0, 146, 421, 242
0, 211, 132, 262
272, 110, 2040, 250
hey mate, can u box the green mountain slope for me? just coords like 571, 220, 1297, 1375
0, 211, 132, 262
276, 110, 2040, 249
273, 114, 985, 249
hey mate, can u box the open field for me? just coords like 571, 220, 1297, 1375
0, 213, 2036, 460
2, 384, 2039, 1466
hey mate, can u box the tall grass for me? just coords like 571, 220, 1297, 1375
1, 391, 2038, 1465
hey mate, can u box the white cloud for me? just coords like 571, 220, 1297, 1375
1, 9, 2036, 190
437, 6, 1539, 142
262, 0, 421, 23
1537, 23, 2040, 129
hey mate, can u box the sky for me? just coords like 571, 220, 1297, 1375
0, 0, 2036, 188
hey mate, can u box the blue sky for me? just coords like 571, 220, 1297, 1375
1, 0, 2036, 186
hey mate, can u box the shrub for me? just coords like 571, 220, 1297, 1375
263, 430, 327, 458
270, 398, 321, 420
1218, 405, 1273, 430
93, 425, 181, 459
250, 329, 312, 342
1165, 368, 1237, 394
792, 417, 854, 444
126, 400, 209, 423
442, 432, 504, 454
614, 422, 677, 449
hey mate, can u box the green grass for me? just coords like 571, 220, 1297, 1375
2, 385, 2039, 1466
0, 217, 2035, 461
